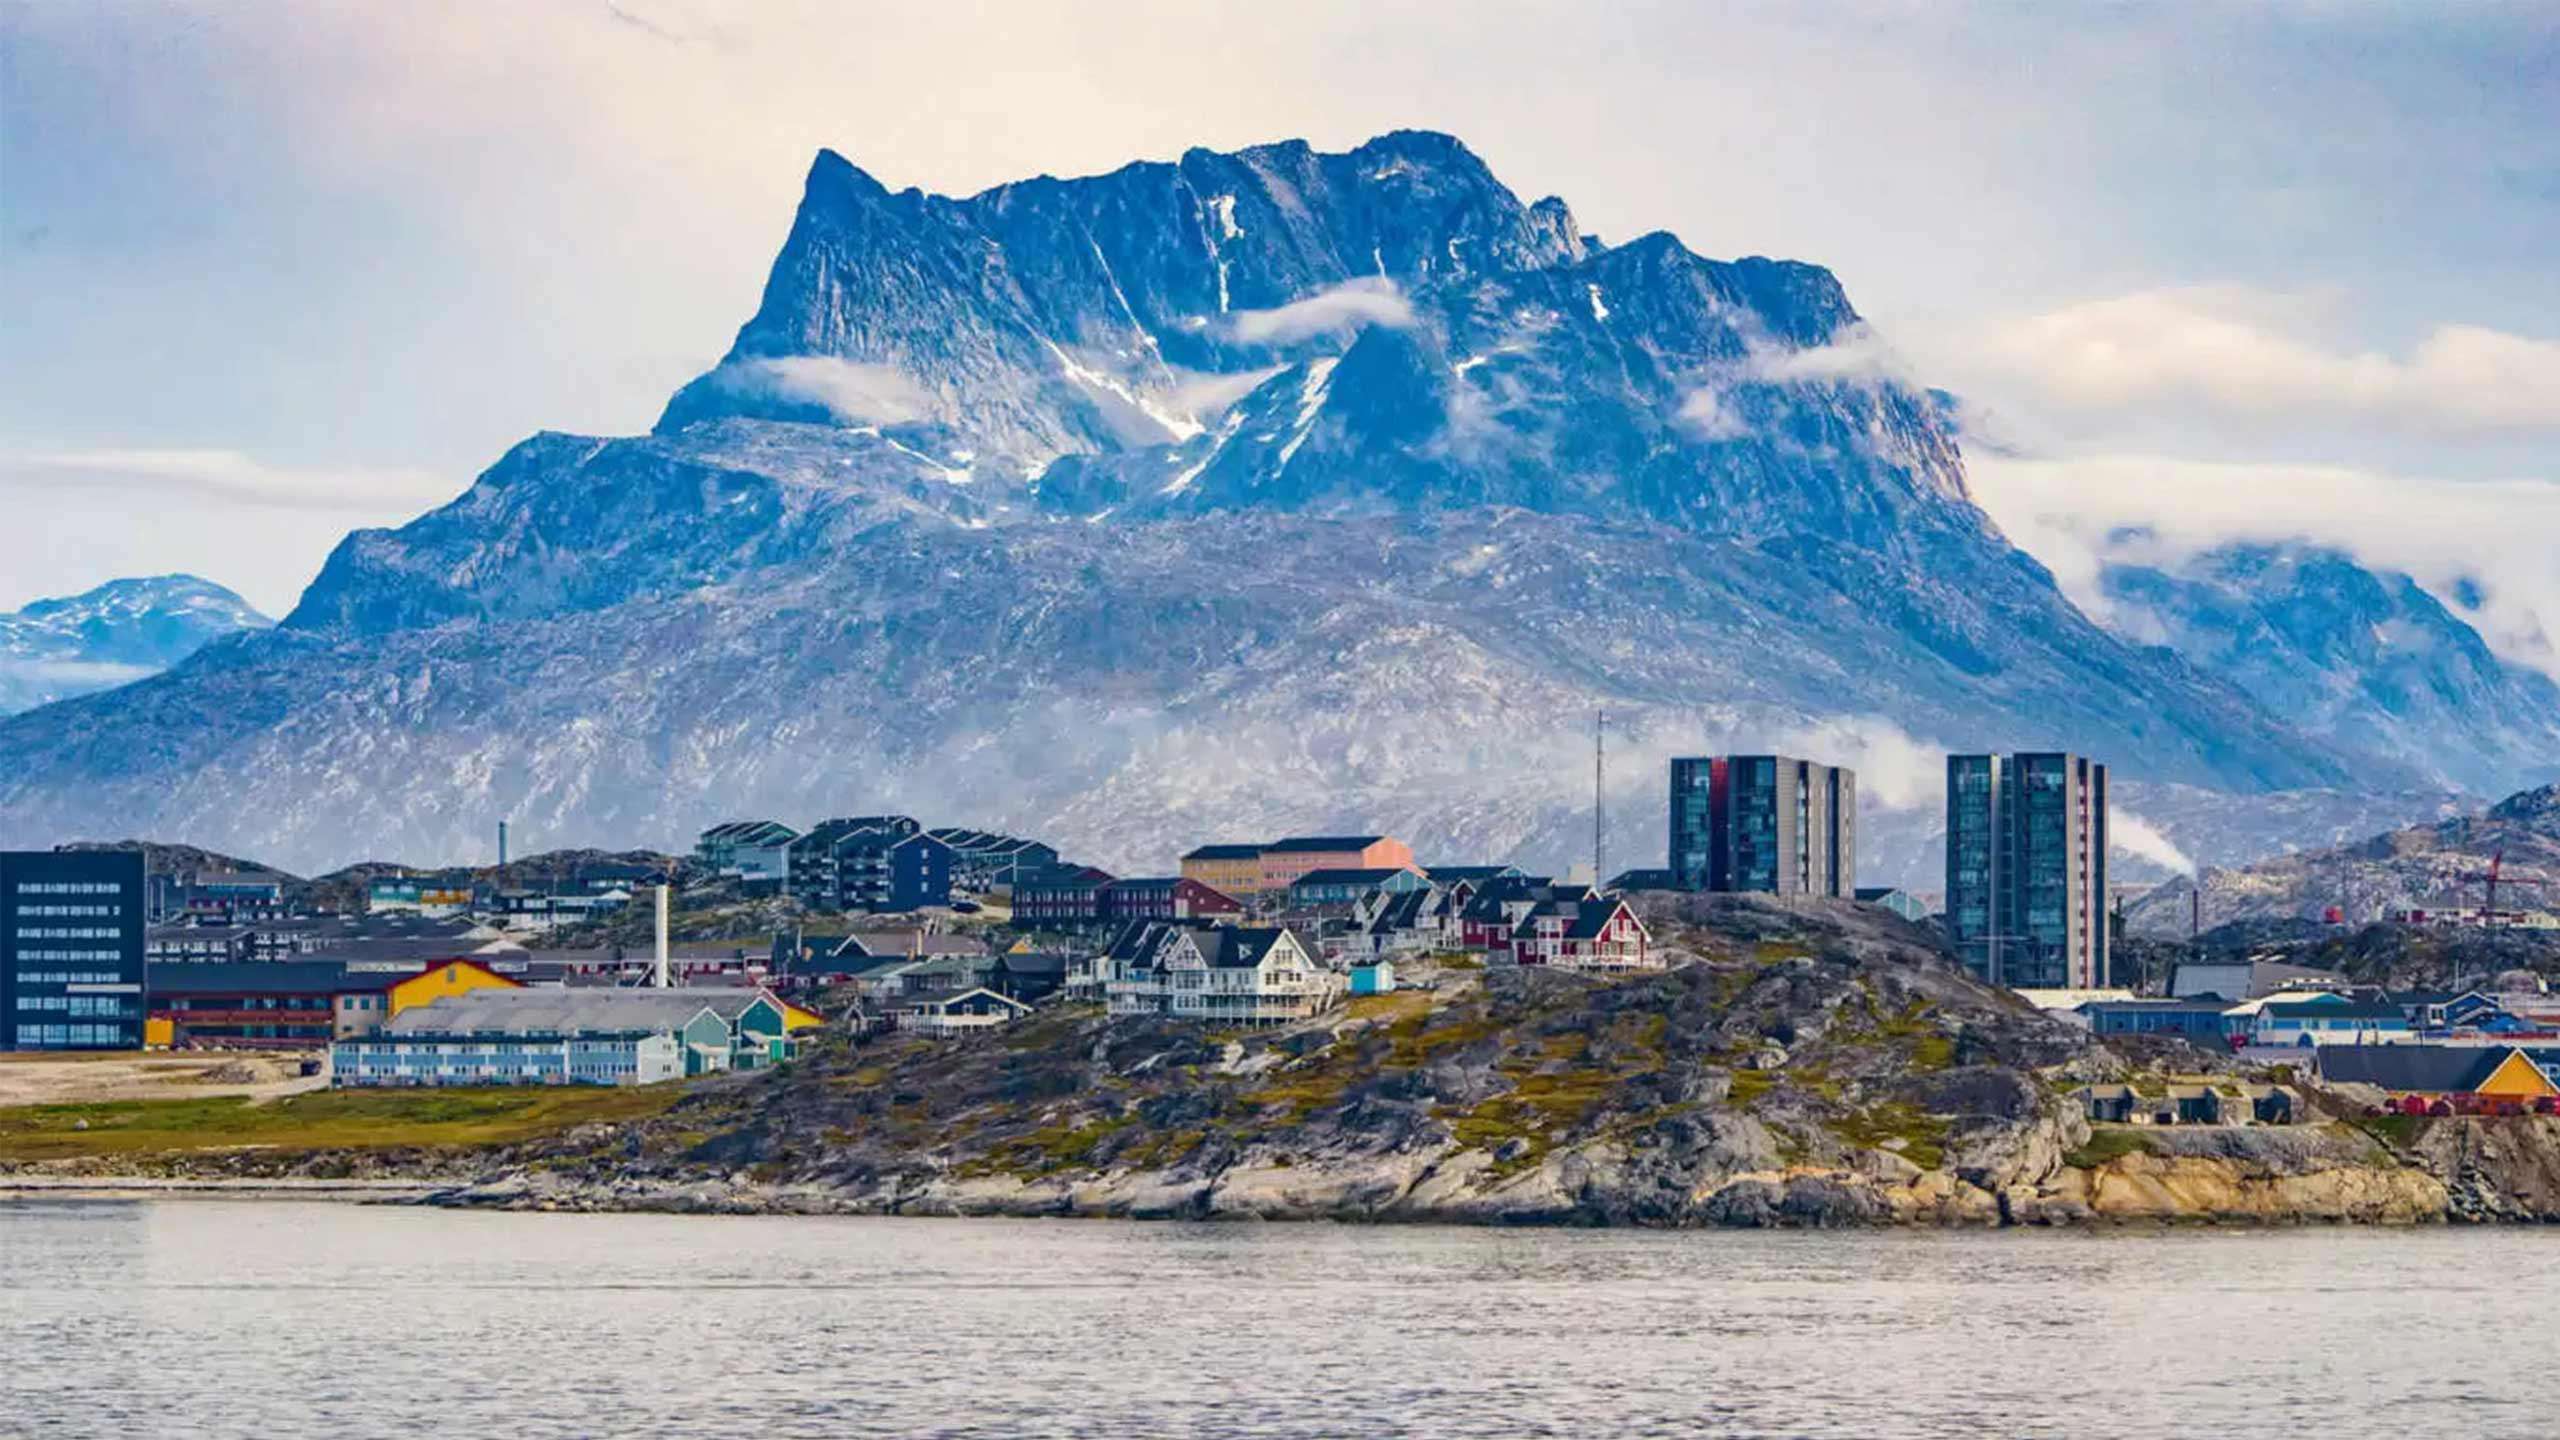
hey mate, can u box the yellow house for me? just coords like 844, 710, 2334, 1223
2476, 1049, 2559, 1101
387, 958, 521, 1017
773, 996, 829, 1033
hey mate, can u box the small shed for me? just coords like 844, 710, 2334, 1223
1349, 959, 1397, 996
2247, 1085, 2297, 1125
2167, 1085, 2225, 1125
2076, 1084, 2139, 1123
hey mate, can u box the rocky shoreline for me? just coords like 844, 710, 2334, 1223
15, 898, 2558, 1229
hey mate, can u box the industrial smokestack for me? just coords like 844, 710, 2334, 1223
498, 819, 509, 870
655, 883, 671, 989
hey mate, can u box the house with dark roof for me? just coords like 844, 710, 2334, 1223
1508, 894, 1656, 970
1012, 865, 1118, 928
1098, 921, 1337, 1024
1288, 866, 1429, 911
892, 985, 1035, 1035
2318, 1044, 2558, 1104
1101, 876, 1245, 924
2251, 994, 2416, 1047
2079, 998, 2243, 1043
696, 820, 801, 888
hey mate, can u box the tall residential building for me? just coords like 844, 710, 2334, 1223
1944, 752, 2110, 989
3, 849, 148, 1051
1665, 755, 1857, 897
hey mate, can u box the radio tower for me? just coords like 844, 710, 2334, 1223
1593, 708, 1607, 885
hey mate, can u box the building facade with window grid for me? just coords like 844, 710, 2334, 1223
3, 850, 147, 1051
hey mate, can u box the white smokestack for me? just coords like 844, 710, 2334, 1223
655, 883, 671, 989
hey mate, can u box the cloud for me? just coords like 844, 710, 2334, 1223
1768, 714, 1952, 812
1674, 386, 1750, 440
1964, 287, 2560, 435
2109, 808, 2196, 876
1967, 451, 2560, 680
723, 356, 937, 426
12, 448, 451, 512
1747, 324, 1913, 386
1168, 365, 1286, 422
0, 450, 454, 616
1222, 278, 1416, 344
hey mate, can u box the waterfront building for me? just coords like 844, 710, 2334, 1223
1665, 756, 1856, 897
2, 849, 147, 1051
332, 987, 804, 1087
1944, 752, 2109, 989
2318, 1044, 2558, 1105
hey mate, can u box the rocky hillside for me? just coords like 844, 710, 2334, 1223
14, 895, 2557, 1225
2129, 784, 2560, 935
435, 898, 2522, 1225
0, 574, 269, 715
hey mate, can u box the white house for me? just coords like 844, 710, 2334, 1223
1101, 921, 1340, 1025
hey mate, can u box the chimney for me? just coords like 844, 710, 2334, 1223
655, 883, 671, 989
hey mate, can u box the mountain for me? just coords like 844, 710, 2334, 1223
0, 575, 270, 715
0, 132, 2431, 876
2099, 541, 2560, 796
2126, 784, 2560, 935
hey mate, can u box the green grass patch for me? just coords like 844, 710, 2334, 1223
0, 1085, 684, 1163
1825, 1102, 1952, 1171
2063, 1127, 2161, 1170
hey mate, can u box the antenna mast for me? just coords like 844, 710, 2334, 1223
1593, 708, 1606, 885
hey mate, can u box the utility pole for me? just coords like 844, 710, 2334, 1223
1593, 708, 1607, 886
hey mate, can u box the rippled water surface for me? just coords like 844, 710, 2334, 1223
2, 1200, 2551, 1438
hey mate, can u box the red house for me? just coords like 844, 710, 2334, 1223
1509, 896, 1655, 970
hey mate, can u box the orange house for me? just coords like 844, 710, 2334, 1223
1257, 835, 1415, 895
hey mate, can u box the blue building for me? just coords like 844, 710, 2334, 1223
2079, 998, 2240, 1043
3, 849, 147, 1051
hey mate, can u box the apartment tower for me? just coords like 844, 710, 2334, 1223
1666, 755, 1856, 897
1944, 752, 2110, 989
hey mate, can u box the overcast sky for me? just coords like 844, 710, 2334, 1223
4, 1, 2555, 667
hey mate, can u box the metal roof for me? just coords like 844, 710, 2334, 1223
385, 987, 778, 1037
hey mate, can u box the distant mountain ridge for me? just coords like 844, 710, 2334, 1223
2127, 783, 2560, 935
2099, 541, 2560, 796
0, 131, 2534, 876
0, 575, 270, 715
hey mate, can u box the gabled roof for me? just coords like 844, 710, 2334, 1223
1265, 836, 1393, 853
2319, 1045, 2545, 1094
384, 987, 784, 1036
1197, 927, 1299, 969
898, 986, 1032, 1014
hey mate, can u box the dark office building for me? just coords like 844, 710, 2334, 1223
1945, 752, 2110, 990
3, 849, 148, 1051
1666, 755, 1857, 898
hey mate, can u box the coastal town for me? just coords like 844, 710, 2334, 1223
8, 752, 2559, 1148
